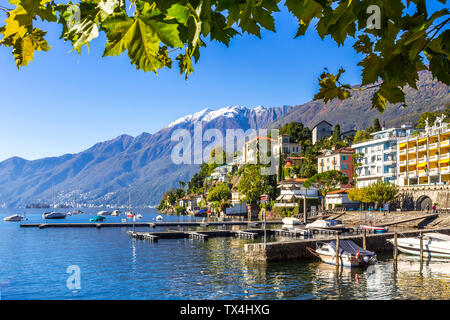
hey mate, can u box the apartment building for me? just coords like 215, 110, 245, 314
397, 117, 449, 186
317, 147, 355, 188
352, 126, 415, 188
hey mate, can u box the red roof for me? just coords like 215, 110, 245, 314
327, 188, 351, 195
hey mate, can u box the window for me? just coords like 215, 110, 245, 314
342, 155, 347, 161
342, 164, 348, 170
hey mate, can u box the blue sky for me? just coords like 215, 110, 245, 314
0, 1, 444, 161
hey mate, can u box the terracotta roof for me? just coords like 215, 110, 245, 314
246, 136, 276, 144
318, 147, 355, 158
327, 188, 351, 195
280, 178, 308, 183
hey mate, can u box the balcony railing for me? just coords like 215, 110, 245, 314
429, 142, 438, 149
399, 149, 407, 155
418, 157, 427, 163
399, 160, 407, 166
418, 145, 427, 151
409, 158, 417, 165
429, 168, 439, 175
441, 167, 450, 174
399, 172, 408, 178
440, 140, 450, 147
418, 170, 428, 176
441, 153, 450, 160
429, 155, 438, 162
408, 147, 416, 153
408, 171, 417, 176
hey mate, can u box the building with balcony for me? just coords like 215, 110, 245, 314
317, 147, 355, 188
352, 125, 415, 188
274, 178, 319, 210
397, 117, 450, 186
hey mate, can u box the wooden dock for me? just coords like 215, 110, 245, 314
20, 220, 283, 229
233, 230, 258, 239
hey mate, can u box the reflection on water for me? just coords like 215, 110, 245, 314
0, 208, 449, 299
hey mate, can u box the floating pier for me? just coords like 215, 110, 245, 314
20, 220, 283, 229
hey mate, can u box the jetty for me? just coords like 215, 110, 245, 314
20, 220, 283, 229
127, 229, 268, 241
244, 226, 450, 262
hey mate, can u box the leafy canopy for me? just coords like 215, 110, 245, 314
1, 0, 449, 111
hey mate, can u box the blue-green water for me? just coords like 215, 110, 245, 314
0, 208, 449, 300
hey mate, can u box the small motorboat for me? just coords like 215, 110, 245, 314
136, 214, 143, 219
388, 232, 450, 259
90, 216, 106, 222
4, 214, 24, 222
314, 240, 377, 268
42, 212, 66, 219
282, 217, 303, 226
156, 215, 163, 221
306, 219, 344, 229
360, 225, 388, 233
97, 211, 112, 216
111, 210, 121, 216
68, 209, 83, 215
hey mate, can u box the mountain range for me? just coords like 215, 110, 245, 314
0, 106, 292, 207
0, 70, 448, 207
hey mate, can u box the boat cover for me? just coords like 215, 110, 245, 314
424, 233, 450, 242
329, 240, 375, 256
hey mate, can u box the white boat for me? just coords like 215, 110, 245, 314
97, 211, 112, 216
360, 225, 388, 233
42, 211, 66, 219
156, 215, 163, 221
306, 219, 344, 229
137, 214, 143, 219
314, 240, 377, 268
282, 217, 303, 226
111, 210, 120, 216
4, 214, 24, 222
388, 232, 450, 259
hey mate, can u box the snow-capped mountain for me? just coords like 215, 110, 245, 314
0, 105, 292, 207
168, 105, 292, 130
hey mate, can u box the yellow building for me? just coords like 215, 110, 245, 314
397, 117, 449, 186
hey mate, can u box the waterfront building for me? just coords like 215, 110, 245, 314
317, 147, 355, 188
210, 165, 229, 182
397, 116, 449, 186
312, 120, 333, 145
324, 189, 360, 210
352, 125, 415, 188
274, 178, 319, 210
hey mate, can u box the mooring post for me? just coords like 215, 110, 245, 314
393, 232, 398, 262
420, 232, 424, 261
363, 229, 367, 250
335, 234, 340, 266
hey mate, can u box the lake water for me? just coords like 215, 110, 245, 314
1, 208, 449, 300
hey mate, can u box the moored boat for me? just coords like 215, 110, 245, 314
90, 216, 105, 222
306, 219, 344, 229
111, 210, 120, 216
388, 232, 450, 259
314, 240, 377, 268
282, 217, 303, 226
3, 214, 24, 222
97, 211, 112, 216
42, 212, 66, 219
156, 215, 163, 221
360, 225, 388, 233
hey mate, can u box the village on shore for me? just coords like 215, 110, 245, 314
158, 107, 450, 227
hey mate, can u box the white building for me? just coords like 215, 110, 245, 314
275, 178, 319, 208
352, 125, 415, 188
324, 189, 360, 210
210, 165, 229, 182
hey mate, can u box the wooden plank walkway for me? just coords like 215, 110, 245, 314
233, 230, 258, 239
